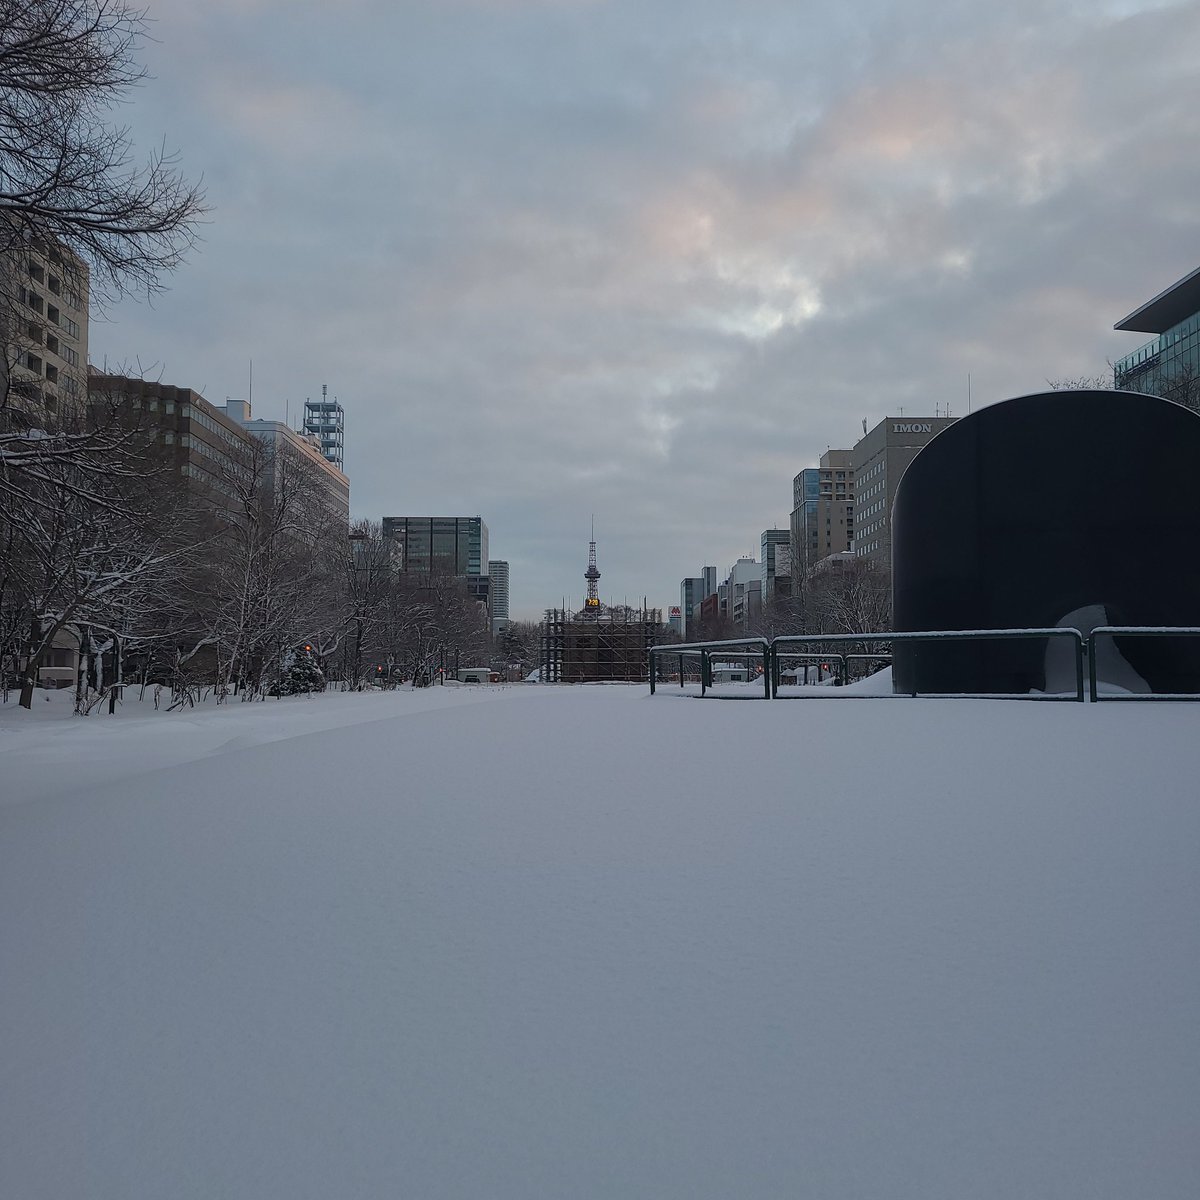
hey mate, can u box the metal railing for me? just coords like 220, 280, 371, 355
650, 628, 1089, 702
1087, 627, 1200, 702
649, 637, 770, 699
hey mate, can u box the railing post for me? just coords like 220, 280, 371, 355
1087, 633, 1098, 703
679, 651, 684, 688
649, 648, 656, 695
1075, 632, 1085, 703
701, 649, 708, 696
763, 643, 772, 698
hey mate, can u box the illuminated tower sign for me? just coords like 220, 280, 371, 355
584, 522, 601, 610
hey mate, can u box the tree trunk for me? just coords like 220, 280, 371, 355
18, 615, 43, 710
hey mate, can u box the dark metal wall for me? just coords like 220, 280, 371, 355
892, 390, 1200, 694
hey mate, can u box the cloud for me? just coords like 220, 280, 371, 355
92, 0, 1200, 616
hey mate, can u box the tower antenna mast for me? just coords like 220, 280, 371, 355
584, 517, 601, 611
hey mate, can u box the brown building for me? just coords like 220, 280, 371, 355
89, 373, 253, 512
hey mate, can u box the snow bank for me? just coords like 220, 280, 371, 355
2, 687, 1198, 1198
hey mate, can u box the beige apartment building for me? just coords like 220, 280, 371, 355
223, 399, 350, 524
851, 416, 957, 567
2, 229, 89, 423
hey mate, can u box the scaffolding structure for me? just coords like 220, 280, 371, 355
540, 603, 662, 683
540, 528, 660, 682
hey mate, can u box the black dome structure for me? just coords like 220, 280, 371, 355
891, 389, 1200, 695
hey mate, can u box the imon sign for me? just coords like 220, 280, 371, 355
892, 423, 933, 434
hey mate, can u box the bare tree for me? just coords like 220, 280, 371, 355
339, 520, 394, 688
6, 415, 197, 709
494, 619, 541, 678
803, 559, 892, 637
198, 435, 345, 700
1050, 364, 1200, 412
0, 0, 205, 304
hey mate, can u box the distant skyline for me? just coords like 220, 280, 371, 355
89, 0, 1200, 618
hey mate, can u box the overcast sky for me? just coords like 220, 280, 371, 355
91, 0, 1200, 618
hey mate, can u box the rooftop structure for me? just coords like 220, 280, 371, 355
1114, 267, 1200, 404
303, 384, 344, 469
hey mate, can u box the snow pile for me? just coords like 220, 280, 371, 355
2, 687, 1198, 1198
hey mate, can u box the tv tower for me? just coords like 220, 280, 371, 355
584, 518, 601, 611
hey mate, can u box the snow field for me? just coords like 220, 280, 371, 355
2, 685, 1198, 1198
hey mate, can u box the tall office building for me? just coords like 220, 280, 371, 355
1114, 267, 1200, 404
790, 448, 854, 579
760, 529, 791, 601
1, 229, 88, 423
851, 417, 956, 566
724, 557, 761, 628
679, 566, 718, 639
488, 559, 510, 634
382, 516, 490, 608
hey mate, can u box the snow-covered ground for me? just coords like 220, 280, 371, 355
2, 684, 1198, 1199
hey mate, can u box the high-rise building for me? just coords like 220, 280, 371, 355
790, 448, 855, 578
488, 559, 510, 634
724, 557, 760, 628
680, 577, 704, 639
1, 229, 89, 424
678, 567, 718, 639
1114, 267, 1200, 404
382, 516, 490, 607
851, 417, 956, 566
760, 529, 791, 601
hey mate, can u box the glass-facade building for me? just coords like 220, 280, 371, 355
382, 516, 488, 577
1115, 266, 1200, 403
789, 450, 855, 577
381, 516, 490, 607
